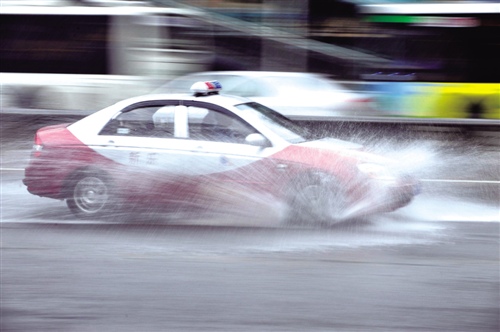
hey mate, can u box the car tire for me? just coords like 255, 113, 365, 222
66, 172, 116, 219
286, 172, 348, 226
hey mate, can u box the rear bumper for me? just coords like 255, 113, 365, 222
23, 164, 65, 199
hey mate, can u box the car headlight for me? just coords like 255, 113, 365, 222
357, 163, 396, 180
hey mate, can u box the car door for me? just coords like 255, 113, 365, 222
178, 101, 284, 205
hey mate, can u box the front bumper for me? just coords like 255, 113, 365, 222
350, 176, 421, 217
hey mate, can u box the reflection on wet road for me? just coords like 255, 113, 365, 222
2, 212, 499, 332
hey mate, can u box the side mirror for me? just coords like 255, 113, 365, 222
245, 133, 269, 147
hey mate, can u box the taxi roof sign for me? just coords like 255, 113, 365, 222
190, 81, 222, 96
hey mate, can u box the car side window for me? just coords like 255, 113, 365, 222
187, 107, 256, 144
99, 105, 176, 138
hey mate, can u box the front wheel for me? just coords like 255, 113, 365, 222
287, 173, 348, 226
66, 173, 114, 218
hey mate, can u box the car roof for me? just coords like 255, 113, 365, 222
113, 92, 252, 109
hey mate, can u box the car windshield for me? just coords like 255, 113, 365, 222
235, 102, 308, 143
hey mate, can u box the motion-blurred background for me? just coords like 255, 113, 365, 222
1, 0, 499, 122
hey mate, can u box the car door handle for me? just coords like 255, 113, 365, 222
276, 163, 288, 170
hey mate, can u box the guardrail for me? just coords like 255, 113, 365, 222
1, 108, 96, 117
3, 107, 499, 127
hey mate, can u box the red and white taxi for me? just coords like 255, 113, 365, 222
24, 81, 420, 224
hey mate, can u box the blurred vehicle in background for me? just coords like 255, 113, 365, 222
154, 71, 378, 120
354, 1, 500, 119
0, 3, 214, 112
23, 80, 419, 223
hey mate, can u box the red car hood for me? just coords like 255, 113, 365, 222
296, 137, 392, 165
298, 137, 363, 150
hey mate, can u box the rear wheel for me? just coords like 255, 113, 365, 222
287, 173, 348, 226
66, 173, 114, 218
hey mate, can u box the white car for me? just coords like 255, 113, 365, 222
154, 71, 377, 120
24, 80, 419, 224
